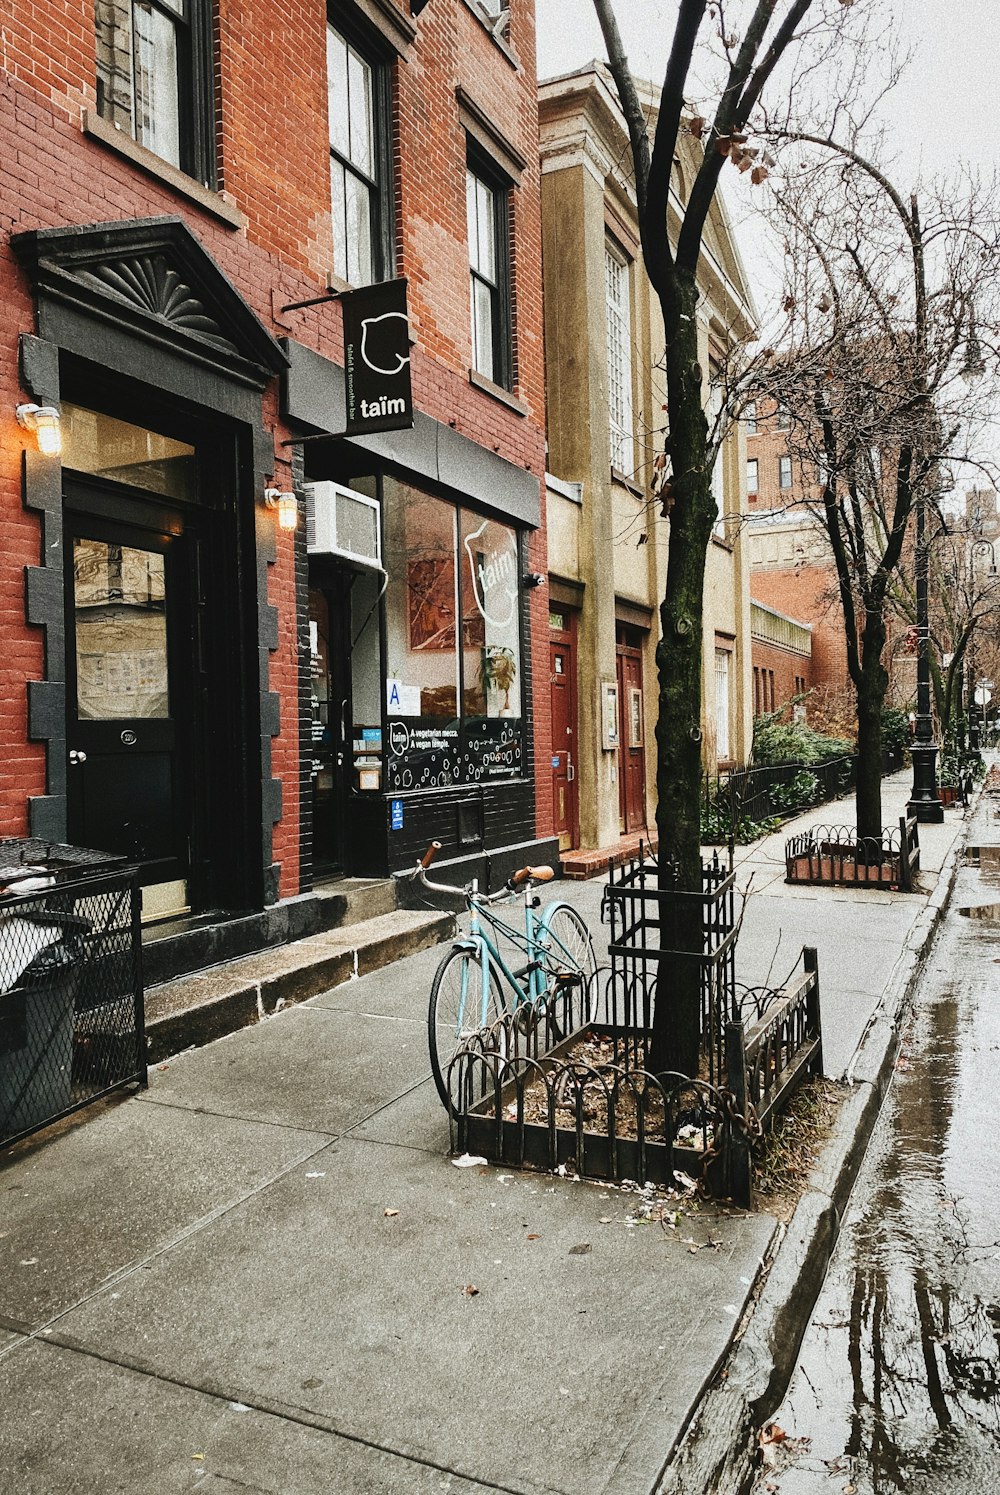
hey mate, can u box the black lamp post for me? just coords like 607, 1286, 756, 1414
907, 487, 944, 822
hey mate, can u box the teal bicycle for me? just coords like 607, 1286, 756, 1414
412, 842, 598, 1107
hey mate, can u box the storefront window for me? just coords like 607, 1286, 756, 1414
383, 482, 523, 790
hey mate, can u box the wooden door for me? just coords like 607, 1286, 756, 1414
549, 610, 578, 851
616, 626, 646, 833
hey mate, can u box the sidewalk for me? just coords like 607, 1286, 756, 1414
0, 774, 970, 1494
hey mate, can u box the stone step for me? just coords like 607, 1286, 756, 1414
560, 830, 659, 880
144, 907, 454, 1063
312, 876, 398, 927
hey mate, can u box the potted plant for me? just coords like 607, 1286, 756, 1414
482, 646, 517, 716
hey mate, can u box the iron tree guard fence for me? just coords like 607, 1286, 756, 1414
446, 849, 823, 1208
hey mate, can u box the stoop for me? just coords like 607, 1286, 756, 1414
144, 899, 454, 1063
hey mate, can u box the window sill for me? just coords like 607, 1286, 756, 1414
459, 0, 520, 68
469, 368, 528, 415
83, 111, 247, 231
710, 530, 734, 552
610, 468, 644, 498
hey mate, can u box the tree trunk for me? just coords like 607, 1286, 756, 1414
855, 625, 888, 841
649, 272, 715, 1079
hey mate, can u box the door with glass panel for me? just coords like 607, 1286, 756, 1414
66, 506, 191, 896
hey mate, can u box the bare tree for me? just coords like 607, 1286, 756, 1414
587, 0, 869, 1074
750, 140, 1000, 836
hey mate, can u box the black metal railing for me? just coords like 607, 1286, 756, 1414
702, 756, 856, 843
1, 844, 145, 1150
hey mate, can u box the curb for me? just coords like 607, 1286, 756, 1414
653, 806, 973, 1495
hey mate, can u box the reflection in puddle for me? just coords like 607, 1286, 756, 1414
757, 880, 1000, 1494
958, 903, 1000, 920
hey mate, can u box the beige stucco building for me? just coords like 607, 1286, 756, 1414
539, 64, 756, 856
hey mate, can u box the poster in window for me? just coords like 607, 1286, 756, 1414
407, 557, 455, 650
628, 686, 643, 748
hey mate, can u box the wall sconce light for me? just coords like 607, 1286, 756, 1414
16, 403, 62, 456
524, 572, 545, 589
264, 487, 298, 531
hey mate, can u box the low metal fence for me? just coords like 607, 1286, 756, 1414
1, 842, 145, 1150
785, 814, 919, 891
702, 756, 856, 843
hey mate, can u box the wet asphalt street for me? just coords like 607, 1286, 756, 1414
752, 828, 1000, 1494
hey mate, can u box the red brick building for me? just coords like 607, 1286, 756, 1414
750, 601, 813, 719
744, 395, 852, 702
2, 0, 553, 936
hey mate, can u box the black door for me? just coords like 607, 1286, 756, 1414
309, 567, 353, 876
65, 502, 193, 888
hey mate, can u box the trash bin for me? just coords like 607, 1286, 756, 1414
0, 840, 142, 1147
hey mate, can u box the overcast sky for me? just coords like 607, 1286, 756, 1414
536, 0, 999, 185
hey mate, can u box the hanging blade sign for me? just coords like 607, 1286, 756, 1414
343, 278, 414, 436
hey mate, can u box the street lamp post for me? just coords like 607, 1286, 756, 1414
907, 487, 944, 823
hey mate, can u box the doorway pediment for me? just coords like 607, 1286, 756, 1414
13, 216, 287, 388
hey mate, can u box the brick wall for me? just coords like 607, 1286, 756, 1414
2, 0, 550, 872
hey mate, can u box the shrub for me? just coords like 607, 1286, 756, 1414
752, 717, 854, 767
768, 769, 820, 813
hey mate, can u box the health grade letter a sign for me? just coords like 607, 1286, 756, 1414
343, 279, 414, 436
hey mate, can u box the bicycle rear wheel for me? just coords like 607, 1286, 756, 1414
538, 903, 598, 1024
427, 947, 505, 1108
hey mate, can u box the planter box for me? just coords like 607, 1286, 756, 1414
453, 1023, 728, 1194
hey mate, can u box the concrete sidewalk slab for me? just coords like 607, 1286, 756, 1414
0, 1337, 499, 1494
142, 1006, 429, 1136
41, 1135, 775, 1495
307, 939, 444, 1021
0, 1103, 327, 1333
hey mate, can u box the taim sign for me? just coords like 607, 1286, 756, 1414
343, 279, 414, 436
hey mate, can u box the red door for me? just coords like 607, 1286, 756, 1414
616, 626, 646, 833
549, 611, 578, 851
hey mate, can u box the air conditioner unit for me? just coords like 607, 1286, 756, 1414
306, 481, 383, 569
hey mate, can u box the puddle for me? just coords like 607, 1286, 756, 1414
958, 902, 1000, 920
753, 891, 1000, 1495
964, 845, 1000, 870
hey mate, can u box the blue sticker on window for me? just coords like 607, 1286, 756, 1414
390, 798, 404, 830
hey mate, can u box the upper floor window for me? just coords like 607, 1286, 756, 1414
744, 400, 757, 435
747, 457, 759, 497
467, 151, 512, 389
328, 22, 392, 286
775, 403, 792, 432
709, 379, 725, 532
96, 0, 213, 182
779, 455, 793, 490
605, 240, 634, 474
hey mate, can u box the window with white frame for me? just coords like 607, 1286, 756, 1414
96, 0, 213, 181
779, 455, 793, 490
328, 22, 391, 287
744, 400, 757, 435
776, 404, 792, 431
714, 648, 731, 760
605, 240, 634, 474
747, 457, 759, 497
467, 152, 512, 388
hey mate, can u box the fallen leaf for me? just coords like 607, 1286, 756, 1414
527, 1233, 541, 1241
760, 1424, 787, 1445
569, 1243, 591, 1256
384, 1208, 400, 1218
463, 1284, 479, 1296
192, 1454, 205, 1462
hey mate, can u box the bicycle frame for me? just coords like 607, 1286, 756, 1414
453, 880, 587, 1029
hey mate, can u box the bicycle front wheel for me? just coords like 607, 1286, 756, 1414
428, 947, 505, 1108
539, 903, 598, 1021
